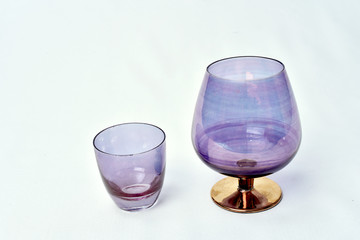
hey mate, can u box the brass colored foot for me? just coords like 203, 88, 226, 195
210, 177, 282, 213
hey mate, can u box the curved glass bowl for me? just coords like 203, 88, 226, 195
191, 56, 301, 212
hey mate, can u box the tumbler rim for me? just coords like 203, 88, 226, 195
93, 122, 166, 156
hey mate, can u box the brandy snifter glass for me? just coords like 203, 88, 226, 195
191, 56, 301, 213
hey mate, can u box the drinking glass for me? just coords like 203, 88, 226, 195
93, 123, 166, 211
191, 56, 301, 213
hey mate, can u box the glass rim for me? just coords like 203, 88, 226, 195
93, 122, 166, 157
206, 56, 285, 81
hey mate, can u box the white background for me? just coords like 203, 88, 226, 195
1, 0, 359, 239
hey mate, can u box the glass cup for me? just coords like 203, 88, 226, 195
191, 56, 301, 213
93, 123, 166, 211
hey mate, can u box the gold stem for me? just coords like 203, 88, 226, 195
238, 178, 254, 191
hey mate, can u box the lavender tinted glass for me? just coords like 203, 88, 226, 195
93, 123, 166, 211
192, 56, 301, 178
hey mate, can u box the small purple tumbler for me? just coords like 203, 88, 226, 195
93, 123, 166, 211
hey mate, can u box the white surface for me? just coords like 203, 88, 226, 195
1, 0, 359, 239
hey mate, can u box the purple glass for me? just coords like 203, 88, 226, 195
93, 123, 166, 211
192, 56, 301, 212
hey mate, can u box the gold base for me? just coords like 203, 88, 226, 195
211, 177, 282, 213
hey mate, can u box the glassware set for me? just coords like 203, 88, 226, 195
93, 56, 301, 213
